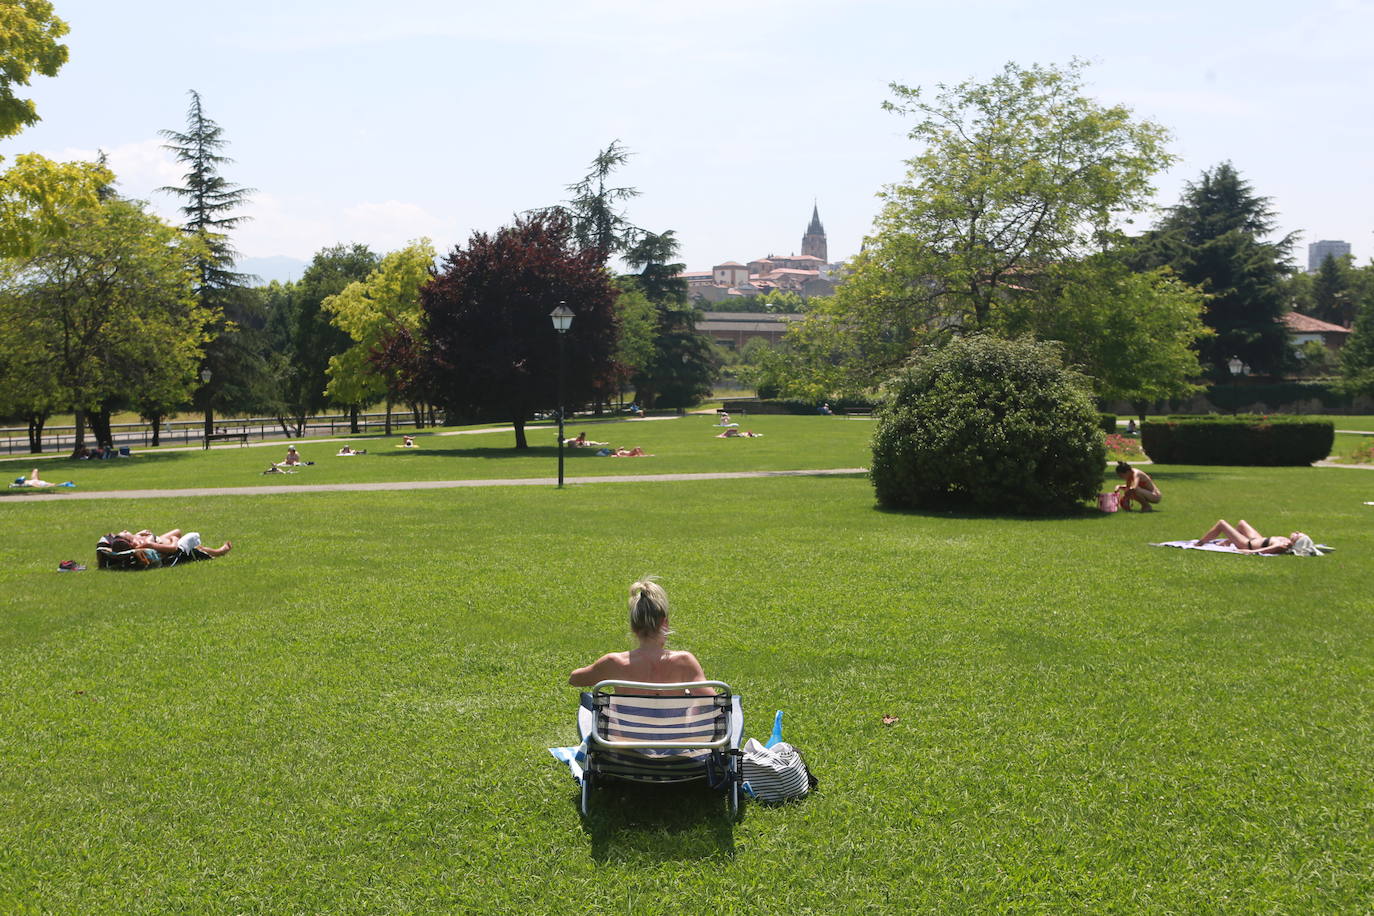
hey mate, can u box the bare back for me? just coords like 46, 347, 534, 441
570, 647, 708, 694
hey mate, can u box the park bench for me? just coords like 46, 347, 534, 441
845, 408, 873, 419
203, 431, 248, 448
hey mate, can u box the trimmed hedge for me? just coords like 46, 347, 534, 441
1141, 415, 1334, 465
1099, 413, 1118, 434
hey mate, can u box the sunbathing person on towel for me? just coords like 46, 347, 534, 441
11, 468, 74, 488
1195, 519, 1317, 555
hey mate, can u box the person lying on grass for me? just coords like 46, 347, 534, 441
565, 432, 608, 447
336, 446, 367, 456
1113, 461, 1160, 511
11, 468, 74, 488
716, 428, 763, 438
107, 531, 232, 559
609, 446, 652, 457
1195, 519, 1320, 555
569, 577, 713, 696
401, 435, 416, 447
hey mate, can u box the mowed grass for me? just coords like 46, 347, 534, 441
1, 457, 1372, 911
0, 415, 869, 494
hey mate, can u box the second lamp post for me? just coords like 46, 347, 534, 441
550, 303, 574, 488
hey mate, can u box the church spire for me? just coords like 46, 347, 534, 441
801, 201, 827, 262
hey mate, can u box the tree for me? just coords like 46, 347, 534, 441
323, 239, 434, 435
282, 244, 380, 433
1341, 293, 1374, 400
994, 254, 1208, 412
0, 3, 110, 257
621, 230, 717, 408
159, 90, 263, 428
0, 0, 70, 139
563, 140, 640, 261
0, 198, 208, 454
1310, 253, 1356, 327
609, 279, 657, 402
1129, 162, 1293, 378
865, 59, 1172, 331
420, 210, 620, 448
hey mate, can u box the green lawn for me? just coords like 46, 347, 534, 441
1, 432, 1371, 911
1, 415, 871, 494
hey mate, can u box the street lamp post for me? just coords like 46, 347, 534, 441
550, 303, 574, 488
200, 367, 213, 448
1227, 357, 1244, 415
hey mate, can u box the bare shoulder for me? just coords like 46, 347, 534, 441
670, 649, 707, 678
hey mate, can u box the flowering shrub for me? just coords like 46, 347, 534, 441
1104, 433, 1145, 460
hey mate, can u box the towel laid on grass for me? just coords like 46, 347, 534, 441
1151, 539, 1271, 555
1152, 539, 1332, 555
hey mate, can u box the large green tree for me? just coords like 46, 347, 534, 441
1129, 162, 1293, 379
1341, 286, 1374, 400
994, 255, 1208, 412
0, 2, 110, 257
863, 59, 1172, 331
621, 230, 717, 408
323, 239, 434, 434
0, 197, 208, 453
282, 243, 380, 433
159, 90, 264, 427
1309, 253, 1358, 327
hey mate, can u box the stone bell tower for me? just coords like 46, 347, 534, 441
800, 202, 827, 262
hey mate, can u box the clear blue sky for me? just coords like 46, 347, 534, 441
8, 0, 1372, 275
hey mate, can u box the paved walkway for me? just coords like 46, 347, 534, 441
1, 467, 869, 502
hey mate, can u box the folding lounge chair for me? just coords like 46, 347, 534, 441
578, 680, 743, 818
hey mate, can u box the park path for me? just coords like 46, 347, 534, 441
1, 467, 870, 502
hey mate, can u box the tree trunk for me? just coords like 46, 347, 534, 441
91, 407, 114, 448
293, 412, 306, 438
428, 404, 437, 427
411, 403, 422, 429
349, 405, 360, 434
71, 407, 87, 457
513, 418, 528, 449
384, 398, 392, 437
27, 414, 45, 453
148, 413, 162, 447
277, 416, 293, 438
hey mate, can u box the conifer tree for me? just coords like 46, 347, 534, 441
1130, 162, 1293, 378
159, 91, 265, 426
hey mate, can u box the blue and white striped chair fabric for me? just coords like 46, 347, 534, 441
580, 681, 743, 785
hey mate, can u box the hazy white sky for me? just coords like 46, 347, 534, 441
8, 0, 1372, 274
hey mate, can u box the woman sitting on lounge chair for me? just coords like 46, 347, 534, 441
1194, 519, 1319, 555
569, 578, 712, 695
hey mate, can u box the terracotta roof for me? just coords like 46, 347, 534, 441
1283, 312, 1350, 333
714, 261, 746, 268
766, 268, 821, 277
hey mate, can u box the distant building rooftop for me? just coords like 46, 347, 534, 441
1284, 312, 1350, 333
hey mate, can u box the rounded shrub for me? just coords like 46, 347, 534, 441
870, 335, 1106, 514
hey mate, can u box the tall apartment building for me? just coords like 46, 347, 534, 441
1308, 239, 1351, 272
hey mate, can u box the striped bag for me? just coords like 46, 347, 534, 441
739, 737, 816, 804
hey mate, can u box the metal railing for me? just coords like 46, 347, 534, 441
1, 412, 415, 456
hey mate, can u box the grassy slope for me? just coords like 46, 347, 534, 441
0, 443, 1371, 912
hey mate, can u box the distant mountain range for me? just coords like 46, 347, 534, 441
239, 256, 308, 285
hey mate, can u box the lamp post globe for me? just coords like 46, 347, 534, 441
550, 303, 574, 487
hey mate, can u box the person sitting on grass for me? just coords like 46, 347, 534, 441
280, 445, 302, 466
1113, 461, 1160, 511
568, 577, 713, 696
1194, 519, 1321, 555
336, 446, 367, 456
11, 468, 75, 488
401, 435, 416, 447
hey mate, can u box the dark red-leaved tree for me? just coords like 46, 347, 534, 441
421, 210, 620, 448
